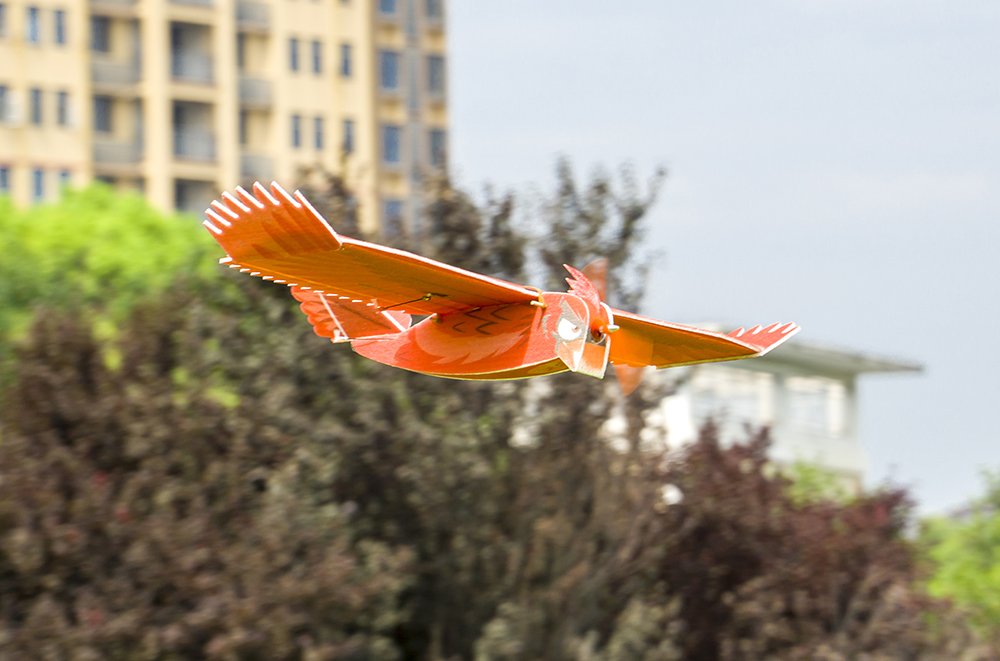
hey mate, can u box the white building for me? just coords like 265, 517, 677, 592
630, 332, 922, 492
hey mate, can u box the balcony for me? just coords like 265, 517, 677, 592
379, 85, 403, 102
238, 77, 272, 108
425, 0, 444, 29
0, 94, 16, 124
89, 0, 138, 15
240, 153, 273, 180
175, 179, 216, 214
94, 138, 143, 164
92, 59, 141, 87
172, 51, 213, 84
236, 1, 269, 32
376, 0, 400, 28
174, 128, 215, 161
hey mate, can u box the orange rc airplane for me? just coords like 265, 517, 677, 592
203, 182, 799, 395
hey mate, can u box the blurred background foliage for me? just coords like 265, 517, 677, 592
0, 186, 220, 346
922, 471, 1000, 634
0, 170, 997, 659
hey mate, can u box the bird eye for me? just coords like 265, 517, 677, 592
557, 317, 583, 341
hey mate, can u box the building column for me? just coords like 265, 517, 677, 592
215, 0, 239, 191
140, 0, 172, 211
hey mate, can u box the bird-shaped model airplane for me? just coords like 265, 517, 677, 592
203, 182, 799, 395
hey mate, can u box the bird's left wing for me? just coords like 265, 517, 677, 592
203, 182, 538, 315
608, 309, 799, 369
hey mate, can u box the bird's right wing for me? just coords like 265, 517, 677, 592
203, 182, 538, 316
608, 309, 799, 369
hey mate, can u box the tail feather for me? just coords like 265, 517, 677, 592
291, 287, 411, 342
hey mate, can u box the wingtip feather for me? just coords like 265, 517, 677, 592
271, 181, 302, 207
236, 185, 264, 209
253, 181, 280, 206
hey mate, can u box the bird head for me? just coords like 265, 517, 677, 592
540, 262, 645, 395
540, 269, 615, 378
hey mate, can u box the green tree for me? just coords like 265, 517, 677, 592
924, 470, 1000, 632
0, 184, 219, 342
785, 460, 853, 506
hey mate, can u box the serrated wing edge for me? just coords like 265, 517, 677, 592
203, 181, 538, 315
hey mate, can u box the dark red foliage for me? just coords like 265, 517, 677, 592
0, 308, 411, 660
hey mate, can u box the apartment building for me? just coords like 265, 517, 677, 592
0, 0, 447, 234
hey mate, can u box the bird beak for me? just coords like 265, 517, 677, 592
557, 331, 610, 378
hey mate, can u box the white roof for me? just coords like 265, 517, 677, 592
763, 339, 923, 375
689, 323, 923, 376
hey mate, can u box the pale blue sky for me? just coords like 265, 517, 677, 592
447, 0, 1000, 513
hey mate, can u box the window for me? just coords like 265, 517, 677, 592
0, 166, 9, 192
311, 40, 321, 74
426, 0, 442, 19
787, 376, 847, 437
379, 50, 399, 90
691, 367, 775, 443
427, 55, 444, 95
238, 109, 247, 145
289, 38, 299, 71
407, 51, 418, 110
0, 85, 8, 122
26, 6, 39, 42
313, 116, 323, 150
291, 114, 301, 147
340, 43, 351, 77
378, 0, 395, 15
91, 16, 109, 52
29, 88, 41, 125
382, 124, 400, 163
429, 129, 445, 167
59, 169, 70, 188
54, 9, 65, 44
405, 0, 416, 36
236, 33, 245, 70
32, 168, 43, 201
0, 4, 6, 38
93, 95, 112, 132
56, 90, 68, 125
383, 199, 403, 236
342, 119, 354, 154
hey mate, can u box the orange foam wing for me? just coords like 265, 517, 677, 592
290, 287, 411, 342
608, 310, 799, 369
203, 182, 538, 316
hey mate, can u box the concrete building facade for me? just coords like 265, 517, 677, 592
0, 0, 447, 234
630, 335, 922, 492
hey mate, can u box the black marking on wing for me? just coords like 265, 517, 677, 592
490, 307, 512, 322
465, 309, 498, 335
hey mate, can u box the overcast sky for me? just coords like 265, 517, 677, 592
446, 0, 1000, 514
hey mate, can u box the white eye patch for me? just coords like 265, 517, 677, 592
557, 317, 583, 341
